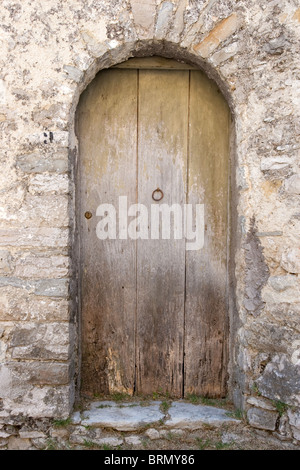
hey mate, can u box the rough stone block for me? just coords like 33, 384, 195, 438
284, 175, 300, 195
32, 104, 68, 129
211, 41, 238, 66
19, 430, 46, 439
243, 320, 296, 353
167, 0, 186, 42
63, 65, 84, 83
31, 437, 48, 449
8, 361, 70, 386
155, 2, 174, 40
256, 354, 300, 406
264, 303, 300, 327
287, 408, 300, 432
69, 433, 87, 444
27, 131, 69, 147
263, 35, 290, 56
0, 362, 72, 414
8, 436, 32, 450
243, 221, 269, 316
0, 277, 69, 298
80, 19, 108, 57
268, 275, 298, 292
278, 414, 293, 439
194, 13, 240, 58
281, 248, 300, 274
28, 174, 69, 195
130, 0, 156, 38
80, 32, 109, 59
69, 425, 102, 444
0, 286, 69, 322
50, 428, 69, 439
145, 428, 160, 440
10, 322, 71, 360
34, 278, 69, 297
0, 186, 26, 225
291, 427, 300, 441
16, 151, 68, 174
14, 253, 69, 279
0, 228, 68, 248
125, 435, 142, 445
262, 275, 300, 304
247, 397, 276, 411
282, 409, 300, 440
247, 407, 278, 431
16, 194, 69, 228
293, 8, 300, 22
1, 383, 73, 418
260, 156, 292, 172
95, 436, 123, 447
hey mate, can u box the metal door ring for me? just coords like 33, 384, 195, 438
152, 188, 164, 202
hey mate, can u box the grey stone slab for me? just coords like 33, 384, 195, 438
90, 401, 139, 409
8, 436, 32, 450
155, 2, 174, 39
0, 277, 68, 297
145, 428, 160, 440
284, 174, 300, 195
247, 396, 276, 411
16, 153, 68, 174
34, 279, 68, 297
256, 354, 300, 406
81, 402, 163, 431
63, 65, 83, 83
90, 400, 161, 409
164, 402, 240, 429
94, 437, 123, 447
71, 411, 81, 424
124, 435, 142, 446
19, 430, 46, 439
247, 407, 278, 431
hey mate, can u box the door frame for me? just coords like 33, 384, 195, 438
73, 54, 238, 403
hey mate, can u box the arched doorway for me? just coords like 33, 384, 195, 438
76, 57, 231, 398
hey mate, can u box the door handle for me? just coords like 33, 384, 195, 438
152, 188, 164, 202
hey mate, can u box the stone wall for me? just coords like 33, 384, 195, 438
0, 0, 299, 444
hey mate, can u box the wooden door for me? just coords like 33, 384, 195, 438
76, 58, 230, 398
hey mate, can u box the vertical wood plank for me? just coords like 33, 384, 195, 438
136, 70, 189, 397
77, 69, 137, 396
184, 70, 230, 397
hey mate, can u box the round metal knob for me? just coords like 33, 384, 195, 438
84, 211, 92, 219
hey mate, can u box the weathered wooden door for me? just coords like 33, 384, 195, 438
77, 57, 230, 398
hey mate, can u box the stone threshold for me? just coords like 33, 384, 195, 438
71, 400, 239, 431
